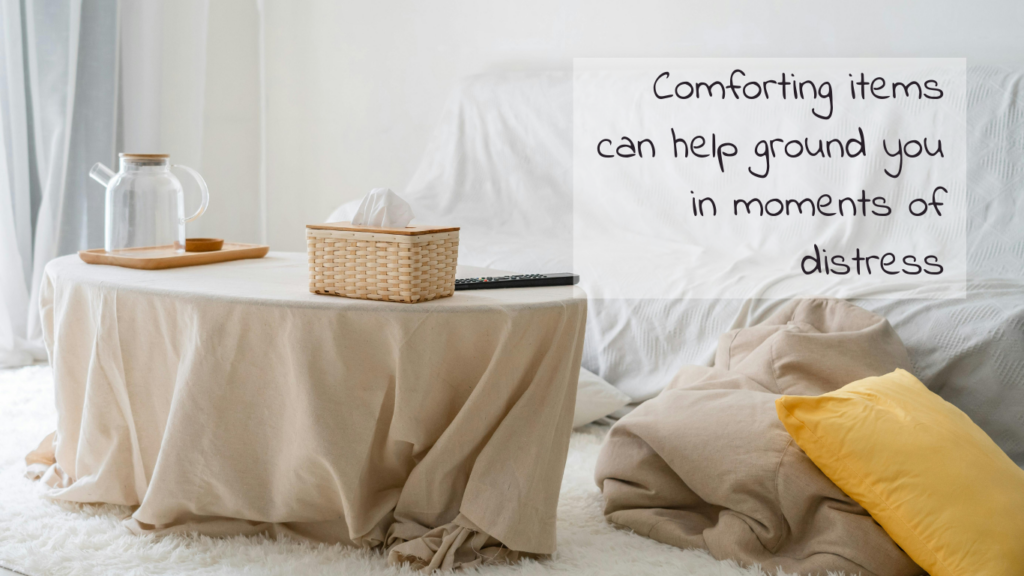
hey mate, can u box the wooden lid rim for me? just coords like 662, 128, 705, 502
307, 221, 460, 235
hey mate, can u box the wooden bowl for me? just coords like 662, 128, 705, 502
185, 238, 224, 252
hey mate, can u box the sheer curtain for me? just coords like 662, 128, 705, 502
0, 0, 217, 368
0, 0, 116, 367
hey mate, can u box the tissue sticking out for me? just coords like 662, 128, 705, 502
350, 188, 415, 229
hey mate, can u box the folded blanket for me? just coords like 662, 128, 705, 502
595, 299, 923, 576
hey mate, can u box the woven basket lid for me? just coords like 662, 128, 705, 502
307, 222, 459, 235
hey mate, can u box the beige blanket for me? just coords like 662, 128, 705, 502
596, 299, 923, 576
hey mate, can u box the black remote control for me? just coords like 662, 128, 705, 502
454, 273, 580, 290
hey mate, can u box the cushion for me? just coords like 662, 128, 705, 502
776, 369, 1024, 576
574, 367, 630, 428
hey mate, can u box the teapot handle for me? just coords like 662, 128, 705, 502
173, 164, 210, 224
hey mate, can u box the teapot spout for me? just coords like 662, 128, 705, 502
89, 162, 116, 187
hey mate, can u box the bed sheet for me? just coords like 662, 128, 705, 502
328, 67, 1024, 464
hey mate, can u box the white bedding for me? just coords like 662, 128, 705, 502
329, 67, 1024, 465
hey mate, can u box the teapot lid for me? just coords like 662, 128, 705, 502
120, 153, 169, 159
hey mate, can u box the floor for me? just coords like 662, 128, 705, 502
0, 365, 780, 576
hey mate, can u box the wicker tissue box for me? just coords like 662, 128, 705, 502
306, 222, 460, 303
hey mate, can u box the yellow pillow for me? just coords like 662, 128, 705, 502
776, 369, 1024, 576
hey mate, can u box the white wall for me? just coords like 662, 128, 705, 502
117, 0, 213, 241
197, 0, 261, 243
201, 0, 1024, 250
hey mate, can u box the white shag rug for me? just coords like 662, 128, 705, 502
0, 366, 796, 576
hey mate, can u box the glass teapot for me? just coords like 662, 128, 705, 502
89, 153, 209, 253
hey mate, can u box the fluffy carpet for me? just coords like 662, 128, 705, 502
0, 366, 797, 576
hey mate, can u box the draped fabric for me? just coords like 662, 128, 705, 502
596, 299, 922, 576
33, 254, 585, 569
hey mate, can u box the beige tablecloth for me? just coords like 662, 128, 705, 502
35, 252, 586, 570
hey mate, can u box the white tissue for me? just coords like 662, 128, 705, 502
350, 188, 416, 228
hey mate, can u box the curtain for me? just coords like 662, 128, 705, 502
0, 1, 31, 366
1, 0, 111, 367
0, 0, 214, 368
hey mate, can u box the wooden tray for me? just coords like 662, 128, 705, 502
79, 243, 269, 270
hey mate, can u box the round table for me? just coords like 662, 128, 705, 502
37, 252, 586, 570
